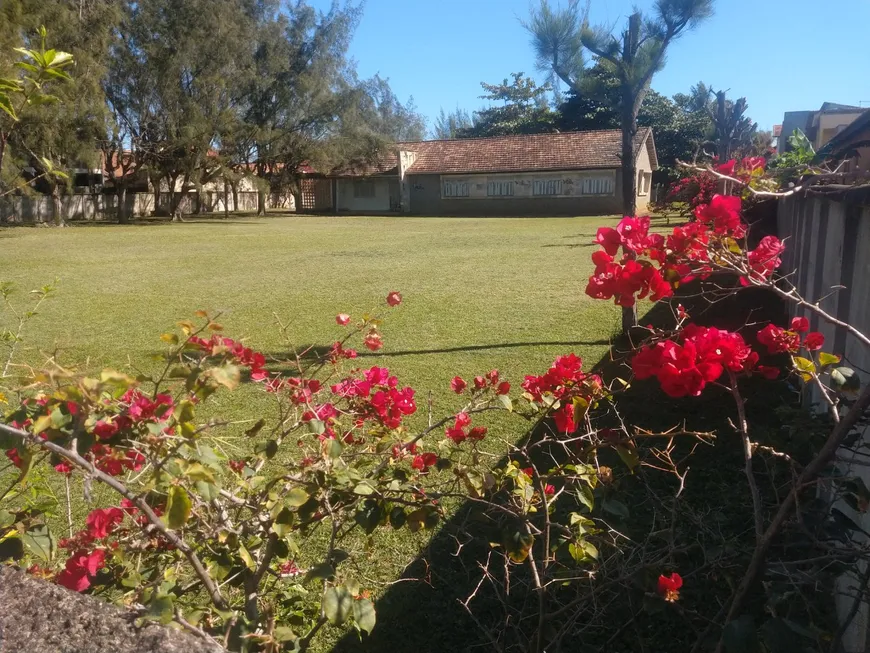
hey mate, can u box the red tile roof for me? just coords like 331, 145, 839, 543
326, 129, 656, 177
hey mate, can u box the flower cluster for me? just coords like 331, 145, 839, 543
450, 370, 510, 396
522, 354, 604, 434
632, 325, 775, 398
445, 411, 488, 444
757, 317, 824, 354
189, 335, 268, 381
587, 197, 785, 306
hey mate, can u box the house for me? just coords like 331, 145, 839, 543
308, 129, 658, 216
778, 103, 868, 154
814, 108, 870, 173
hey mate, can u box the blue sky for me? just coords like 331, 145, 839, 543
310, 0, 870, 137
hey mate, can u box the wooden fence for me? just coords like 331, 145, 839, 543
777, 188, 870, 652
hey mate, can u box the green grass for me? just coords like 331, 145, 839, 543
1, 214, 622, 647
1, 215, 620, 429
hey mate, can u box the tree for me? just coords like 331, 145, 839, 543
711, 90, 757, 160
431, 107, 473, 140
457, 72, 557, 138
527, 0, 714, 331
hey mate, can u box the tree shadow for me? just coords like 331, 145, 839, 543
330, 280, 789, 653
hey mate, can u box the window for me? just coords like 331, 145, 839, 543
533, 179, 563, 196
637, 171, 652, 196
443, 180, 469, 198
487, 180, 514, 197
579, 175, 614, 196
353, 181, 375, 199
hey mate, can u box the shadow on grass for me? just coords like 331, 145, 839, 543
330, 282, 791, 653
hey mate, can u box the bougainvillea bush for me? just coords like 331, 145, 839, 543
3, 157, 870, 653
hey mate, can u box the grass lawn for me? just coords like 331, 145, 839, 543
1, 214, 621, 427
1, 213, 623, 648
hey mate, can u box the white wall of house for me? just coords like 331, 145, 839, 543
438, 169, 617, 201
336, 178, 394, 212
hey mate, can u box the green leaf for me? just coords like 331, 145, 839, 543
831, 367, 861, 397
285, 487, 310, 508
326, 439, 343, 459
615, 444, 639, 472
173, 399, 195, 423
238, 543, 256, 570
353, 481, 376, 496
793, 356, 816, 381
723, 615, 760, 653
146, 595, 174, 625
309, 419, 326, 435
498, 394, 513, 412
602, 498, 630, 520
184, 463, 215, 484
304, 562, 335, 583
210, 364, 240, 390
274, 626, 297, 642
165, 486, 192, 529
502, 530, 534, 563
0, 510, 14, 529
0, 93, 16, 121
818, 352, 841, 367
322, 586, 354, 625
22, 526, 54, 561
0, 536, 24, 561
353, 599, 376, 635
389, 507, 406, 529
568, 539, 598, 564
576, 484, 594, 512
195, 481, 220, 502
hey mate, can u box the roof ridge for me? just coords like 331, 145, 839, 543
396, 128, 629, 148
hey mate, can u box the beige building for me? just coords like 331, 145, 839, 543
305, 129, 658, 216
815, 109, 870, 173
778, 103, 868, 153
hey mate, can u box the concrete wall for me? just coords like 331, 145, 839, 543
336, 178, 396, 213
408, 170, 623, 216
635, 143, 653, 214
777, 193, 870, 652
815, 111, 866, 150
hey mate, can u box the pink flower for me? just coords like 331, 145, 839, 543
804, 332, 825, 351
364, 332, 383, 351
450, 376, 467, 394
595, 227, 622, 256
386, 291, 402, 307
336, 314, 351, 326
56, 549, 106, 593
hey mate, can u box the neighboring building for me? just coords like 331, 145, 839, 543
778, 103, 868, 154
307, 129, 658, 216
772, 124, 782, 151
814, 109, 870, 173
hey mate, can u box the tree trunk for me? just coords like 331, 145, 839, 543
231, 182, 239, 214
223, 179, 230, 219
51, 187, 64, 227
194, 182, 203, 215
117, 186, 128, 224
257, 189, 266, 216
620, 92, 639, 331
716, 91, 730, 161
0, 134, 7, 181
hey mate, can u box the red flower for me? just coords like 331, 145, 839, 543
5, 448, 23, 469
657, 572, 683, 602
445, 427, 466, 444
757, 324, 800, 354
411, 453, 438, 471
336, 313, 351, 326
543, 484, 555, 496
742, 236, 784, 286
473, 376, 487, 390
364, 332, 383, 351
595, 227, 622, 256
804, 332, 825, 351
496, 381, 511, 395
450, 376, 467, 394
694, 195, 745, 238
715, 159, 736, 176
757, 366, 780, 380
85, 507, 125, 540
56, 549, 106, 593
615, 216, 652, 253
455, 412, 472, 428
229, 460, 246, 474
279, 561, 302, 577
54, 461, 73, 475
386, 291, 402, 307
790, 316, 810, 333
468, 426, 488, 440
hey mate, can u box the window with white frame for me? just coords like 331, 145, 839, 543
487, 180, 514, 197
533, 179, 563, 196
353, 180, 376, 199
442, 179, 470, 198
579, 174, 615, 196
637, 171, 652, 196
